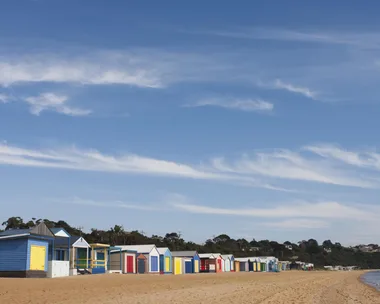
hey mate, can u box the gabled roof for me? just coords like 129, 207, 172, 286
171, 251, 198, 257
221, 254, 232, 260
199, 253, 217, 259
71, 236, 90, 248
50, 227, 70, 238
235, 257, 249, 262
114, 244, 157, 254
157, 247, 170, 255
0, 222, 54, 240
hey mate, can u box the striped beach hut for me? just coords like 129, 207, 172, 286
171, 251, 200, 274
69, 236, 91, 275
0, 222, 54, 278
109, 248, 137, 274
211, 253, 223, 272
157, 247, 172, 274
199, 253, 217, 273
89, 243, 110, 274
116, 245, 160, 273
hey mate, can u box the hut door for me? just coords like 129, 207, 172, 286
165, 257, 170, 272
151, 256, 158, 272
30, 245, 46, 271
137, 259, 145, 274
126, 256, 134, 273
185, 261, 192, 273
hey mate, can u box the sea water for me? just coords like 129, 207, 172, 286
361, 271, 380, 291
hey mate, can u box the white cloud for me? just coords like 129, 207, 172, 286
171, 200, 374, 220
0, 142, 275, 190
263, 219, 329, 229
0, 52, 164, 88
1, 142, 379, 190
304, 144, 380, 170
202, 27, 380, 49
273, 79, 317, 99
0, 94, 11, 103
52, 197, 159, 211
211, 149, 376, 188
185, 98, 273, 112
24, 93, 91, 116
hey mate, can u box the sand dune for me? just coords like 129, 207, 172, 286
0, 271, 378, 304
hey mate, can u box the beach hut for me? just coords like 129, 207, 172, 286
221, 255, 231, 272
199, 253, 216, 273
212, 253, 223, 272
115, 245, 160, 273
171, 251, 200, 274
0, 222, 54, 278
173, 257, 183, 275
69, 236, 91, 275
109, 247, 137, 274
89, 243, 110, 274
49, 228, 71, 278
224, 254, 235, 271
157, 247, 172, 274
235, 257, 248, 272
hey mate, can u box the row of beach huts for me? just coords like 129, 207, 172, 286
0, 223, 312, 278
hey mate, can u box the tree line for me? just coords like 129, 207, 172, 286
2, 216, 380, 269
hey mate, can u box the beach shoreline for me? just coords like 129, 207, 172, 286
0, 270, 379, 304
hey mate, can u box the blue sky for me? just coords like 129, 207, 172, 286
1, 0, 380, 245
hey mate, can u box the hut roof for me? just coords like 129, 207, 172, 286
115, 244, 157, 254
157, 247, 170, 255
171, 251, 198, 257
0, 222, 54, 240
199, 253, 217, 259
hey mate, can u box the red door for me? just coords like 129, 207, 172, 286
217, 259, 222, 272
200, 259, 206, 271
126, 255, 134, 273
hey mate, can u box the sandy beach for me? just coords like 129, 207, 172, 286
0, 271, 378, 304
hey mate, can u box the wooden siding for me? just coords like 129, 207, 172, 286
0, 238, 28, 271
30, 223, 54, 237
26, 239, 49, 272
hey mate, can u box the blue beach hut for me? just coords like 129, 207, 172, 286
157, 247, 172, 274
0, 222, 55, 278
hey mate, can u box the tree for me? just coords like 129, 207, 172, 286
2, 217, 28, 230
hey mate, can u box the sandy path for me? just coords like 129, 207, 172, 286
0, 271, 378, 304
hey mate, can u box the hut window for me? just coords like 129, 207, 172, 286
55, 249, 66, 261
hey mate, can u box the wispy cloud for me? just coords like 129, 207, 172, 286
24, 93, 91, 116
171, 200, 374, 220
273, 79, 317, 99
200, 27, 380, 49
0, 52, 164, 88
263, 219, 329, 229
211, 148, 377, 189
256, 79, 318, 100
0, 93, 12, 103
51, 196, 159, 211
0, 142, 277, 190
184, 98, 274, 112
0, 142, 379, 190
